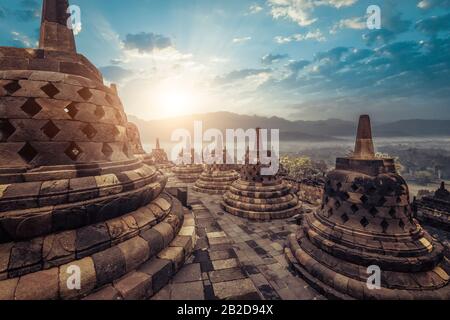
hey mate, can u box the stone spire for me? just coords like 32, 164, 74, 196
353, 115, 375, 159
39, 0, 77, 52
156, 138, 160, 149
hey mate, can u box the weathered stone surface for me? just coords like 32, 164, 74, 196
15, 268, 59, 300
92, 246, 126, 286
138, 258, 173, 292
114, 271, 152, 300
117, 237, 149, 272
59, 257, 97, 300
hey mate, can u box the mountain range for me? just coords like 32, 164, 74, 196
127, 112, 450, 144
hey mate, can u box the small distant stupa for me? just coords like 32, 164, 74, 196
171, 148, 203, 183
126, 122, 154, 165
414, 181, 450, 230
193, 148, 239, 194
150, 138, 174, 169
221, 128, 301, 220
285, 115, 450, 299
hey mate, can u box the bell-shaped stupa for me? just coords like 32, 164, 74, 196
193, 148, 239, 194
171, 148, 203, 183
0, 0, 195, 300
126, 122, 154, 166
414, 181, 450, 230
221, 128, 301, 220
150, 138, 174, 169
285, 115, 450, 299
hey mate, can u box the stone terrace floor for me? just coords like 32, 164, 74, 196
152, 182, 324, 300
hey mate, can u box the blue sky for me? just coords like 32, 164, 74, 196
1, 0, 449, 121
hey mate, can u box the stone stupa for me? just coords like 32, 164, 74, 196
221, 128, 301, 221
150, 138, 174, 170
126, 122, 154, 166
171, 148, 203, 183
0, 0, 195, 300
193, 148, 239, 195
285, 115, 450, 299
414, 181, 450, 230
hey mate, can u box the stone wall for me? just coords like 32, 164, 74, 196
284, 178, 324, 206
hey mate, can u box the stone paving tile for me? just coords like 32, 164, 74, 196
171, 281, 205, 300
172, 263, 202, 283
211, 258, 239, 270
154, 185, 322, 300
191, 190, 323, 301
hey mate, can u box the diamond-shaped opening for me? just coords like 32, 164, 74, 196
0, 119, 16, 142
78, 87, 93, 101
341, 192, 350, 201
65, 142, 82, 161
381, 219, 389, 233
94, 106, 105, 119
64, 102, 79, 119
18, 142, 38, 163
341, 213, 349, 223
122, 143, 129, 156
115, 110, 122, 122
367, 185, 377, 194
102, 143, 113, 159
351, 183, 358, 191
351, 204, 359, 213
105, 94, 114, 105
360, 194, 368, 204
360, 216, 369, 228
328, 208, 334, 217
41, 120, 60, 139
389, 207, 396, 218
21, 98, 42, 117
336, 182, 342, 189
335, 200, 341, 209
112, 125, 120, 137
369, 207, 378, 217
40, 83, 60, 98
324, 196, 329, 204
399, 219, 405, 230
378, 196, 387, 206
82, 123, 97, 140
3, 81, 21, 95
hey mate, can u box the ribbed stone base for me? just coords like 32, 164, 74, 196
221, 180, 301, 221
0, 194, 196, 300
285, 230, 450, 300
193, 170, 239, 195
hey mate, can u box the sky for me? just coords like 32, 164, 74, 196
0, 0, 449, 121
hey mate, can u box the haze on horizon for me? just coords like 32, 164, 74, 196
1, 0, 449, 122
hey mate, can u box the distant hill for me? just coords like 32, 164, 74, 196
127, 112, 450, 144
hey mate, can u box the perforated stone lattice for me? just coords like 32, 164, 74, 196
0, 119, 16, 142
21, 98, 42, 117
41, 120, 61, 139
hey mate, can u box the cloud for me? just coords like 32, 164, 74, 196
261, 53, 288, 65
362, 6, 411, 46
232, 36, 252, 44
14, 0, 40, 22
415, 13, 450, 35
330, 17, 366, 34
248, 4, 264, 14
216, 68, 271, 84
274, 29, 325, 43
123, 32, 172, 54
417, 0, 450, 9
268, 0, 358, 26
99, 66, 134, 83
9, 30, 36, 47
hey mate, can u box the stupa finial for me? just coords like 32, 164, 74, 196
353, 115, 375, 159
39, 0, 77, 52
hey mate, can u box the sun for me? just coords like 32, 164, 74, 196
155, 80, 199, 118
